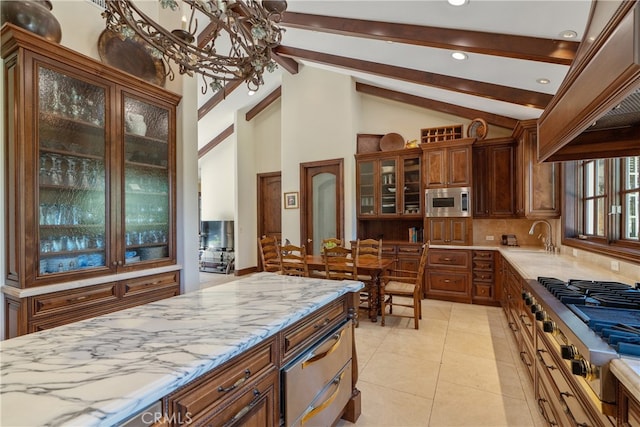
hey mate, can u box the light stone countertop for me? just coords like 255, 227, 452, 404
0, 273, 363, 427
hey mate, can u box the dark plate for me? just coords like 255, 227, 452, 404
98, 29, 166, 87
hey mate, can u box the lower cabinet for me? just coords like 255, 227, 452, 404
617, 380, 640, 426
4, 271, 181, 337
471, 250, 499, 306
425, 249, 471, 303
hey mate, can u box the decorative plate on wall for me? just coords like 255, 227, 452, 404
98, 29, 166, 87
379, 132, 405, 151
467, 118, 488, 140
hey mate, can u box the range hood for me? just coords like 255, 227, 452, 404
537, 0, 640, 162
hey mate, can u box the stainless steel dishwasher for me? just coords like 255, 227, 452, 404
282, 321, 353, 427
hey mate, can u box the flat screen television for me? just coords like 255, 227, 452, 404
200, 221, 234, 250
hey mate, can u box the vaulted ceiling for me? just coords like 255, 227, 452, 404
196, 1, 593, 154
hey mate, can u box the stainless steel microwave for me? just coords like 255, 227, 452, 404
425, 187, 471, 217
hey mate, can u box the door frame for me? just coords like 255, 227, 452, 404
300, 158, 345, 254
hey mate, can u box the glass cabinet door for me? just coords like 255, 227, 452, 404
358, 160, 375, 216
37, 67, 107, 276
402, 156, 421, 215
123, 96, 170, 264
380, 158, 398, 215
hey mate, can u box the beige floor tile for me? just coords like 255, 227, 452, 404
335, 380, 433, 427
439, 351, 526, 400
429, 380, 537, 426
443, 328, 515, 365
376, 327, 446, 363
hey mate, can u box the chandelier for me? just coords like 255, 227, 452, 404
102, 0, 287, 92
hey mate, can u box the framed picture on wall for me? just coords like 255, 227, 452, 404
284, 192, 299, 209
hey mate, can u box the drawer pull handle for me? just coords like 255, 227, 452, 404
223, 389, 261, 427
519, 351, 532, 367
218, 369, 251, 393
535, 349, 556, 370
442, 257, 452, 261
313, 318, 331, 329
302, 329, 344, 368
537, 398, 558, 426
301, 369, 346, 424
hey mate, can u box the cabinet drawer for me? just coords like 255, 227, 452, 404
472, 260, 493, 271
284, 322, 352, 425
428, 250, 469, 269
473, 283, 493, 299
427, 271, 468, 294
282, 298, 347, 361
397, 245, 421, 257
30, 283, 119, 318
381, 245, 397, 256
473, 271, 494, 282
121, 272, 180, 299
167, 338, 277, 423
472, 250, 494, 261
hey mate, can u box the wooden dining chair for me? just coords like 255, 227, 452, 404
321, 237, 344, 255
324, 245, 357, 280
279, 243, 309, 277
380, 243, 428, 329
258, 235, 280, 273
355, 238, 383, 314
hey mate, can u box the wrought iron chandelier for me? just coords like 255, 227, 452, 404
102, 0, 287, 92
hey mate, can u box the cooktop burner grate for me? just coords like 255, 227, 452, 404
537, 277, 640, 310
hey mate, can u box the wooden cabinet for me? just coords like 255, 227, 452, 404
1, 25, 181, 334
617, 379, 640, 426
471, 250, 499, 306
425, 249, 471, 303
472, 139, 516, 218
4, 271, 180, 337
422, 138, 473, 188
164, 338, 278, 426
355, 148, 422, 218
513, 121, 561, 218
425, 217, 472, 245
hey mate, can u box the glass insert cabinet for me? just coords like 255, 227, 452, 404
3, 25, 181, 289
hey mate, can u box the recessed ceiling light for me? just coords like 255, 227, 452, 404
559, 30, 578, 39
447, 0, 468, 5
451, 52, 468, 60
536, 78, 550, 85
248, 90, 256, 96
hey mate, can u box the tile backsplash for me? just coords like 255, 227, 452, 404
473, 218, 640, 283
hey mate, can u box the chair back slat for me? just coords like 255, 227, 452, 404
324, 246, 357, 280
279, 244, 309, 277
258, 235, 280, 272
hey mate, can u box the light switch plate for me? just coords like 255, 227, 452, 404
611, 261, 620, 272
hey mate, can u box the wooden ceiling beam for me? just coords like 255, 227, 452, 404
198, 125, 234, 159
280, 12, 578, 65
270, 51, 299, 75
274, 46, 552, 109
355, 82, 519, 130
198, 80, 243, 120
246, 86, 282, 121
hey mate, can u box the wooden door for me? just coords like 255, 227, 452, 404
300, 159, 344, 255
257, 172, 281, 269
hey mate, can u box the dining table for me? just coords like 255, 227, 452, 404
306, 254, 394, 322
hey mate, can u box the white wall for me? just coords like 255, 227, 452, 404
200, 138, 236, 221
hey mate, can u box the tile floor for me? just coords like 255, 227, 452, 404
198, 273, 545, 426
336, 298, 546, 427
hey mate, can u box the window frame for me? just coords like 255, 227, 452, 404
562, 157, 640, 264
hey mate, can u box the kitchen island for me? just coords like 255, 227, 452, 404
0, 273, 364, 426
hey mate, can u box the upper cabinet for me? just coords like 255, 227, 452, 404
513, 121, 561, 218
2, 25, 181, 288
537, 1, 640, 161
472, 139, 516, 218
356, 147, 422, 218
422, 138, 474, 188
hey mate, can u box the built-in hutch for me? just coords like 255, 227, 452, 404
2, 24, 181, 338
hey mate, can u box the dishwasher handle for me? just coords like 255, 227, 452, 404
301, 328, 345, 368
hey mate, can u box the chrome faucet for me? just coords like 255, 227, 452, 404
528, 220, 554, 252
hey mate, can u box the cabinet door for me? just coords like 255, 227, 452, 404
379, 158, 398, 215
424, 148, 446, 188
401, 156, 421, 215
447, 146, 472, 187
122, 95, 173, 266
448, 218, 470, 245
36, 65, 110, 280
489, 145, 516, 216
356, 160, 376, 216
472, 147, 489, 217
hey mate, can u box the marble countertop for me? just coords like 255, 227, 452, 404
0, 273, 363, 427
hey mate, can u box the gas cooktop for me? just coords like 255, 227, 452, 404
537, 277, 640, 357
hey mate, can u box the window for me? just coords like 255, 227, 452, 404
564, 156, 640, 261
